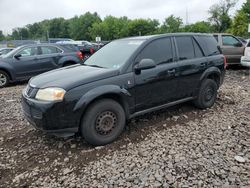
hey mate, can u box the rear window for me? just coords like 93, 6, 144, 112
195, 36, 220, 56
175, 36, 195, 60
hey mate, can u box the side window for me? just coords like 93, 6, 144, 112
195, 36, 220, 56
213, 35, 219, 42
135, 38, 173, 65
192, 39, 204, 58
18, 47, 38, 57
176, 36, 195, 60
41, 46, 62, 55
222, 35, 241, 46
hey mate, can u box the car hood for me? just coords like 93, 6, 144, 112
29, 65, 120, 90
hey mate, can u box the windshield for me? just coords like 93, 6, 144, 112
84, 39, 145, 69
1, 46, 22, 58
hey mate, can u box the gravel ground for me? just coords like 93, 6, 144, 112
0, 70, 249, 187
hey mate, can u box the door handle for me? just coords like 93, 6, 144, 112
168, 69, 176, 75
200, 62, 207, 67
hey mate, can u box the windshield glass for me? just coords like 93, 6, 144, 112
84, 39, 145, 69
1, 46, 22, 58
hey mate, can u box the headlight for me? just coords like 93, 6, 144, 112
35, 88, 66, 101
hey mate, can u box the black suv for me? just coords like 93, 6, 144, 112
21, 33, 226, 146
0, 44, 83, 87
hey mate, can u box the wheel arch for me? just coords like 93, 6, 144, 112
74, 85, 132, 121
199, 67, 221, 88
0, 67, 13, 81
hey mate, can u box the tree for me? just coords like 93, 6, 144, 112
208, 0, 236, 32
69, 12, 101, 40
0, 30, 5, 41
48, 18, 70, 38
160, 15, 183, 33
90, 16, 130, 40
183, 21, 214, 33
242, 0, 250, 19
127, 19, 159, 36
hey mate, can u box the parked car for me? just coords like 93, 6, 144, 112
22, 33, 226, 146
241, 40, 250, 67
0, 48, 14, 56
77, 41, 100, 59
213, 33, 245, 65
0, 44, 83, 87
48, 38, 74, 43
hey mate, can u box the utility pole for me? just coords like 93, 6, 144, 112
186, 7, 189, 25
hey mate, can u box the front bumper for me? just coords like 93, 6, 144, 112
241, 56, 250, 67
21, 89, 79, 137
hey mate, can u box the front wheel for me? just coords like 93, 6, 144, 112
80, 99, 126, 146
193, 79, 218, 109
0, 71, 10, 88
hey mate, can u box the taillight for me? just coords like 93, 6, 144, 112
77, 51, 83, 60
90, 48, 95, 54
223, 55, 228, 69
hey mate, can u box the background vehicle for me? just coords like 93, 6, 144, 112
0, 48, 14, 56
213, 33, 245, 65
236, 36, 247, 45
0, 43, 83, 87
22, 33, 226, 146
241, 40, 250, 67
48, 38, 74, 43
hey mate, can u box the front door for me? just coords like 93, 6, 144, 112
221, 35, 245, 64
12, 47, 39, 79
134, 37, 179, 112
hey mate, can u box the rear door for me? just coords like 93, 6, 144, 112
134, 37, 179, 112
12, 46, 39, 79
36, 45, 63, 72
220, 35, 245, 64
174, 36, 207, 99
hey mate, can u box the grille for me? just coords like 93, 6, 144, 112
25, 85, 35, 98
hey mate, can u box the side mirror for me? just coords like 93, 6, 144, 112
135, 59, 156, 71
14, 54, 22, 59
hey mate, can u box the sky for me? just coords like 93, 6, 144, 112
0, 0, 246, 35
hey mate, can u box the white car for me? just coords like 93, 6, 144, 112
241, 40, 250, 67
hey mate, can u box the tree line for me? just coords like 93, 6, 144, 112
0, 0, 249, 42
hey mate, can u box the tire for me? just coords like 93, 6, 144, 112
81, 99, 126, 146
0, 70, 10, 88
193, 79, 218, 109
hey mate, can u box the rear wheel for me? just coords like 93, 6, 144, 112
193, 79, 218, 109
0, 71, 9, 88
81, 99, 125, 146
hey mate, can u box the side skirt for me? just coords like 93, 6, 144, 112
129, 97, 194, 119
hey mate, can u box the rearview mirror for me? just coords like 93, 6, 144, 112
135, 59, 156, 71
14, 54, 22, 59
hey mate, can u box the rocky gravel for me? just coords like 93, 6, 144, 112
0, 70, 249, 187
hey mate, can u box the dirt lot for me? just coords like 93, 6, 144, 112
0, 70, 249, 187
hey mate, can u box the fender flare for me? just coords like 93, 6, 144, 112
73, 85, 132, 116
0, 64, 15, 81
200, 67, 221, 82
58, 56, 80, 66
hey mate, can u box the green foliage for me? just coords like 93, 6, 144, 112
69, 12, 101, 40
0, 30, 5, 41
160, 15, 183, 33
127, 19, 159, 36
183, 21, 214, 33
208, 0, 236, 32
229, 5, 250, 37
48, 18, 70, 38
89, 16, 130, 40
242, 0, 250, 19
